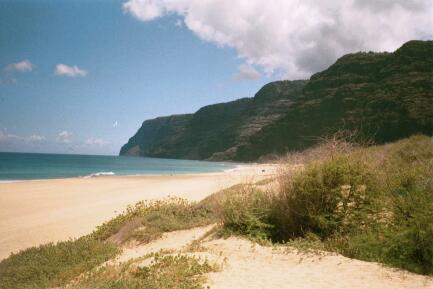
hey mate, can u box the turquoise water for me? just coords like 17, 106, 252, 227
0, 152, 235, 181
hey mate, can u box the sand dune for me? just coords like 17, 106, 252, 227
104, 225, 433, 289
204, 237, 433, 289
0, 165, 273, 260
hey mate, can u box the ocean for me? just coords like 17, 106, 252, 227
0, 152, 235, 181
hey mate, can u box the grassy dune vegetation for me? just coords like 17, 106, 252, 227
91, 197, 217, 244
0, 135, 431, 288
0, 237, 119, 289
224, 135, 433, 275
69, 253, 217, 289
0, 198, 219, 289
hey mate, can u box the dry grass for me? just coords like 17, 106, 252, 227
222, 134, 433, 275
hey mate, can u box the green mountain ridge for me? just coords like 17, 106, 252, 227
120, 40, 433, 161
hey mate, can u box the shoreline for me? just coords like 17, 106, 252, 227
0, 164, 276, 260
0, 164, 249, 184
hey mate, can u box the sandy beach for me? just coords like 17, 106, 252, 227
0, 165, 274, 260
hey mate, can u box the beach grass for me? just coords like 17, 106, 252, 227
222, 135, 433, 275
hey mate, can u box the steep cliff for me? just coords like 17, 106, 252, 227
120, 40, 433, 161
120, 80, 306, 160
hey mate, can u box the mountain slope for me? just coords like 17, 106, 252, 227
120, 80, 306, 160
236, 40, 433, 160
120, 40, 433, 161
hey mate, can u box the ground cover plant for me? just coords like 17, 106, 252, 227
91, 197, 217, 244
0, 236, 119, 289
0, 198, 219, 289
70, 252, 217, 289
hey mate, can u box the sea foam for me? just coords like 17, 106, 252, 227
85, 171, 116, 178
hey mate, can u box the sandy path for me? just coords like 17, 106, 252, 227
102, 225, 433, 289
0, 166, 273, 260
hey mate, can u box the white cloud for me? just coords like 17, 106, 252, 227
5, 60, 33, 73
0, 131, 46, 143
28, 135, 46, 143
113, 121, 118, 128
0, 131, 20, 142
234, 64, 261, 80
54, 64, 88, 77
2, 60, 33, 84
85, 137, 109, 146
123, 0, 165, 21
123, 0, 433, 78
57, 130, 73, 143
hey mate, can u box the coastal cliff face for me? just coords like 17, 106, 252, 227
120, 80, 306, 160
120, 40, 433, 161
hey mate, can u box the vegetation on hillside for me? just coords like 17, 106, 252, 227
238, 41, 433, 160
120, 40, 433, 161
120, 80, 306, 160
223, 135, 433, 275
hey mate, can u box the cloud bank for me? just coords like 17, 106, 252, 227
123, 0, 433, 78
54, 64, 88, 77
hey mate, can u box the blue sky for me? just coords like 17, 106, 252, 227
1, 0, 431, 155
0, 0, 272, 155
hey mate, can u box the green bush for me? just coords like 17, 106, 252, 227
383, 173, 433, 274
0, 236, 119, 289
272, 155, 380, 240
222, 189, 274, 240
222, 135, 433, 275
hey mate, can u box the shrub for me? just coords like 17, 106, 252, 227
383, 170, 433, 274
222, 188, 274, 240
272, 154, 380, 240
222, 135, 433, 275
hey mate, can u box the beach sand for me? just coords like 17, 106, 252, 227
113, 226, 433, 289
0, 165, 274, 260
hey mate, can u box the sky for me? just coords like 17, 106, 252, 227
0, 0, 431, 155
